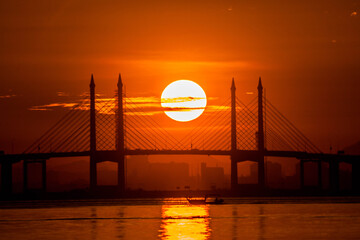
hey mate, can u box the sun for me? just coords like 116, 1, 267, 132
161, 80, 207, 122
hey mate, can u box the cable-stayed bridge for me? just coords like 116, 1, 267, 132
1, 75, 359, 195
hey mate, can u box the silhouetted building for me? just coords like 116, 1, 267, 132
238, 163, 257, 184
265, 161, 283, 188
200, 162, 225, 190
126, 156, 190, 190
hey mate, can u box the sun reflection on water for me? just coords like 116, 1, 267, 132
159, 205, 211, 240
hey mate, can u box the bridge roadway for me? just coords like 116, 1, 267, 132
1, 149, 359, 163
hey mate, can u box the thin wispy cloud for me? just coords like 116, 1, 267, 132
28, 96, 225, 116
161, 97, 206, 104
162, 107, 206, 112
29, 103, 78, 111
0, 94, 16, 99
57, 92, 70, 97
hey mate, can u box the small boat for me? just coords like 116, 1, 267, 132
186, 195, 224, 205
186, 197, 207, 205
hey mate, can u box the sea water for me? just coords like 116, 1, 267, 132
0, 197, 359, 239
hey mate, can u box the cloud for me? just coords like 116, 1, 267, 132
28, 95, 229, 117
57, 92, 70, 97
28, 103, 77, 111
0, 94, 16, 99
162, 107, 206, 112
28, 96, 160, 113
161, 97, 206, 104
125, 111, 163, 116
205, 105, 231, 111
127, 96, 159, 103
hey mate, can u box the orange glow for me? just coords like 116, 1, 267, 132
161, 80, 207, 122
159, 204, 211, 240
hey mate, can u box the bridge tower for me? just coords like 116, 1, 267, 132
257, 77, 265, 189
90, 74, 97, 190
116, 74, 125, 192
89, 74, 126, 192
230, 78, 238, 191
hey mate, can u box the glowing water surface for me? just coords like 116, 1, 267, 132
0, 198, 359, 239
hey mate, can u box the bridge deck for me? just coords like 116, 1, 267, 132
1, 150, 359, 163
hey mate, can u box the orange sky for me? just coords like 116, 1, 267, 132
0, 0, 359, 155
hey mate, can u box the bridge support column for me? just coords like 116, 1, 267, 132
90, 158, 97, 190
231, 156, 237, 191
329, 160, 339, 193
1, 162, 13, 194
116, 74, 125, 192
257, 77, 265, 189
258, 155, 265, 189
42, 160, 47, 192
300, 160, 305, 189
90, 74, 97, 190
317, 161, 322, 190
230, 78, 238, 192
117, 155, 125, 192
352, 160, 360, 193
23, 160, 28, 193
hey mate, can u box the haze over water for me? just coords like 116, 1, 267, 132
1, 198, 359, 239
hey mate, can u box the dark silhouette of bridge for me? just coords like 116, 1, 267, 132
1, 75, 359, 195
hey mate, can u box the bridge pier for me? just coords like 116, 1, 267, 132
117, 155, 125, 192
90, 157, 97, 189
231, 156, 238, 191
300, 160, 305, 189
23, 160, 28, 192
42, 160, 47, 192
352, 160, 360, 193
257, 154, 265, 189
1, 161, 13, 194
329, 160, 339, 193
317, 161, 322, 190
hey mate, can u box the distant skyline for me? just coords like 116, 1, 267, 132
11, 155, 352, 192
1, 0, 359, 154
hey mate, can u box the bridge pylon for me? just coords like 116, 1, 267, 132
116, 74, 125, 192
90, 74, 97, 190
230, 78, 238, 191
257, 77, 265, 189
89, 74, 126, 193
